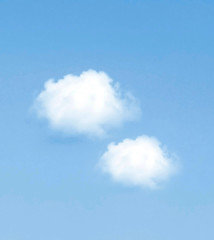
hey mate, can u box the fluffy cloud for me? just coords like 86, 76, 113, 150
34, 70, 139, 136
99, 136, 177, 188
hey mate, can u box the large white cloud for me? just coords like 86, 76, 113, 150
99, 136, 177, 188
34, 70, 140, 136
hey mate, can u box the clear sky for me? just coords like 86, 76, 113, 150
1, 0, 214, 239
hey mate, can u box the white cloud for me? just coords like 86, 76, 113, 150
99, 136, 177, 188
34, 70, 140, 137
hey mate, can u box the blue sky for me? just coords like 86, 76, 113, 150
1, 0, 214, 239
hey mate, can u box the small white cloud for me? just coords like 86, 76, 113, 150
34, 70, 140, 137
99, 136, 178, 188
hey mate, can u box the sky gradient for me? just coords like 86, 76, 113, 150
0, 0, 214, 239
